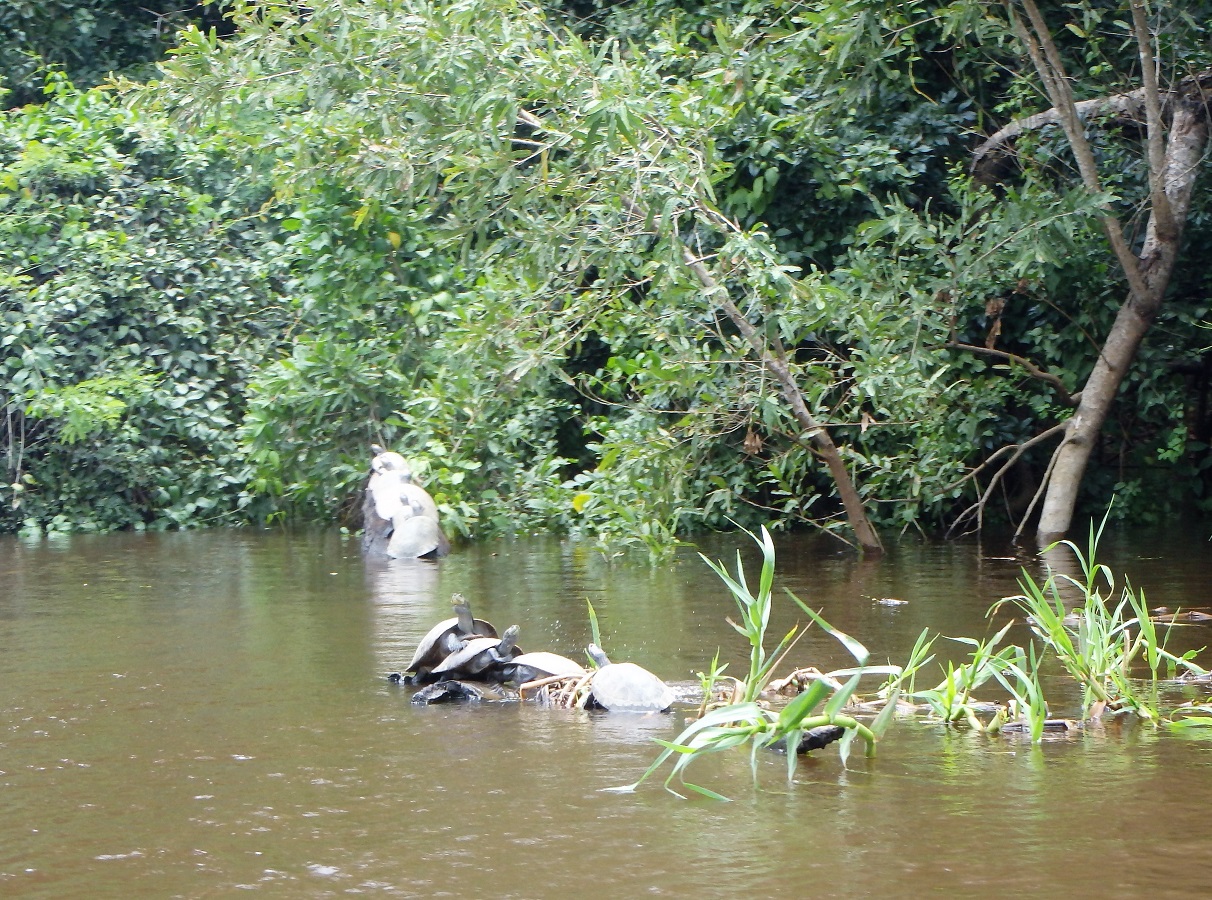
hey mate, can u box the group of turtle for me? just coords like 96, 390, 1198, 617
390, 594, 676, 713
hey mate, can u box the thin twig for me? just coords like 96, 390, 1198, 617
946, 341, 1080, 406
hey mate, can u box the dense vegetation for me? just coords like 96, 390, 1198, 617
2, 0, 1210, 551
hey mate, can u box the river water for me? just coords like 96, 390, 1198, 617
2, 526, 1211, 897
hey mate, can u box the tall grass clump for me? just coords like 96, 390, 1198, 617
610, 526, 901, 799
995, 515, 1204, 723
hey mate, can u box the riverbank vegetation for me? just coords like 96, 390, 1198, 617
3, 1, 1210, 552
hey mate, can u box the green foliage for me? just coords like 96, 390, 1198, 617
0, 81, 291, 533
159, 0, 998, 546
0, 1, 222, 107
9, 0, 1206, 545
25, 371, 160, 444
995, 516, 1205, 722
614, 526, 898, 798
699, 525, 798, 702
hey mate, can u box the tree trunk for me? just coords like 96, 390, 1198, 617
679, 247, 884, 554
1037, 99, 1209, 543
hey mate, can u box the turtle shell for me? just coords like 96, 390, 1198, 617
505, 651, 587, 684
432, 626, 522, 679
585, 647, 674, 713
405, 612, 497, 676
410, 680, 518, 705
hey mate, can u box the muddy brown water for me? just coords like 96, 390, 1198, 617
2, 527, 1211, 897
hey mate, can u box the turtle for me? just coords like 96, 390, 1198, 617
502, 651, 587, 685
766, 724, 847, 754
402, 595, 497, 684
410, 680, 518, 705
432, 625, 523, 681
797, 724, 846, 753
584, 644, 675, 713
384, 514, 447, 560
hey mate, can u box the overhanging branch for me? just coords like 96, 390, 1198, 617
971, 70, 1212, 179
946, 341, 1081, 406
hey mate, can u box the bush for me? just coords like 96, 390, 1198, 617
0, 79, 291, 533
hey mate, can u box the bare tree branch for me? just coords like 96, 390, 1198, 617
972, 91, 1147, 171
947, 422, 1067, 537
1009, 0, 1150, 301
946, 341, 1081, 406
673, 227, 885, 553
1130, 0, 1175, 239
971, 70, 1212, 173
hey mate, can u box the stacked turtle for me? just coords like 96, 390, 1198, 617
395, 594, 517, 685
394, 595, 675, 713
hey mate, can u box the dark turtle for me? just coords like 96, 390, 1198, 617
410, 680, 518, 705
502, 651, 587, 685
767, 725, 847, 754
585, 644, 675, 713
403, 595, 497, 684
792, 724, 846, 753
432, 625, 522, 681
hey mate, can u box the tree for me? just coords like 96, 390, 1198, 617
803, 0, 1211, 541
157, 0, 907, 551
964, 0, 1212, 542
0, 78, 291, 533
998, 1, 1209, 543
0, 1, 229, 108
146, 0, 1212, 549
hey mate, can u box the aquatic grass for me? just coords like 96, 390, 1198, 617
880, 627, 936, 699
910, 622, 1021, 730
610, 525, 897, 799
911, 625, 1018, 726
617, 515, 1210, 800
995, 515, 1202, 723
585, 598, 603, 661
698, 526, 799, 703
989, 643, 1050, 741
1166, 702, 1212, 734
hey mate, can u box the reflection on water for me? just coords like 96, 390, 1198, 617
1, 526, 1212, 896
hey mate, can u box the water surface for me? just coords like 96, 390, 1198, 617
2, 527, 1211, 897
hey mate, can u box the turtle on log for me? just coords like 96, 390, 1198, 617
584, 644, 675, 713
431, 625, 523, 681
502, 651, 587, 686
395, 595, 497, 685
411, 680, 518, 705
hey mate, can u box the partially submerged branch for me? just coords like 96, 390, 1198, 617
947, 422, 1067, 537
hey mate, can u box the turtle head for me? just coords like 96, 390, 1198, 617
499, 625, 520, 651
451, 594, 475, 632
586, 643, 611, 668
370, 446, 411, 476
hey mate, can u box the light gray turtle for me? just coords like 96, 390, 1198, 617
585, 644, 675, 713
403, 596, 497, 684
432, 625, 522, 681
503, 651, 587, 685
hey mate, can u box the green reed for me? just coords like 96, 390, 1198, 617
994, 515, 1203, 723
610, 526, 899, 799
